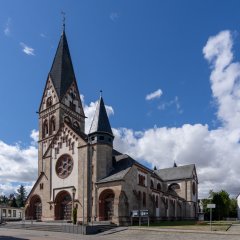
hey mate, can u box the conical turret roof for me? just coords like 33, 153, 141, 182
89, 96, 113, 136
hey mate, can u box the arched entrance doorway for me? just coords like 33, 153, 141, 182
99, 189, 115, 221
27, 195, 42, 220
55, 191, 72, 220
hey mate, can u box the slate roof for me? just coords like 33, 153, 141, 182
155, 164, 195, 181
97, 153, 136, 183
49, 31, 76, 100
89, 96, 113, 135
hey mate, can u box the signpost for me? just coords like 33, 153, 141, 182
131, 210, 149, 226
207, 204, 216, 231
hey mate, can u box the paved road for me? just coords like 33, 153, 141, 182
1, 227, 240, 240
228, 224, 240, 233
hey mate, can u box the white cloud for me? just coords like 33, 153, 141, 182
146, 89, 163, 101
0, 133, 38, 196
20, 42, 35, 56
30, 129, 39, 145
112, 125, 240, 198
4, 18, 11, 36
109, 12, 119, 22
203, 30, 240, 130
158, 96, 183, 114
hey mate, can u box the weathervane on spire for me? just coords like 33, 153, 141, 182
100, 90, 103, 97
61, 11, 66, 31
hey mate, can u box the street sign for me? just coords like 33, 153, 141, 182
131, 210, 139, 217
207, 204, 216, 208
207, 204, 216, 231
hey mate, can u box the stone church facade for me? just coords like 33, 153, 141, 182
25, 30, 198, 225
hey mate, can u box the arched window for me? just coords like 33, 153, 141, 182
50, 116, 56, 135
157, 183, 161, 191
150, 180, 154, 189
143, 192, 146, 208
46, 96, 53, 108
43, 120, 48, 138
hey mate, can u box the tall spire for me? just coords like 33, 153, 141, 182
89, 96, 113, 136
49, 30, 76, 100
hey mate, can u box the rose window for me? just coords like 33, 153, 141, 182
56, 154, 73, 179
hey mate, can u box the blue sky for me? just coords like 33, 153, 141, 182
1, 0, 240, 197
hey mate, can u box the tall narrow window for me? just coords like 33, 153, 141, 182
50, 116, 56, 135
156, 196, 159, 208
150, 180, 154, 189
43, 120, 48, 138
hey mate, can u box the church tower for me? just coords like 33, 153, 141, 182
38, 30, 85, 174
88, 96, 114, 221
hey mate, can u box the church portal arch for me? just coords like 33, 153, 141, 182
27, 195, 42, 220
99, 189, 115, 221
54, 191, 72, 220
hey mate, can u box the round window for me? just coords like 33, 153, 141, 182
56, 154, 73, 179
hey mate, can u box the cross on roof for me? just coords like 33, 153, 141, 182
61, 11, 66, 31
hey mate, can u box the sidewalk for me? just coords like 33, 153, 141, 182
129, 225, 240, 236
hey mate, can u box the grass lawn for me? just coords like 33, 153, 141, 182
131, 220, 240, 231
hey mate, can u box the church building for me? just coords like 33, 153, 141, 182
25, 29, 198, 225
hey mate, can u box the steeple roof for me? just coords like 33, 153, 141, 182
49, 31, 76, 100
89, 96, 113, 136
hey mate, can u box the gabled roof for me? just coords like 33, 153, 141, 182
97, 152, 163, 184
97, 153, 135, 184
49, 31, 77, 100
155, 164, 196, 181
89, 96, 113, 136
25, 172, 48, 203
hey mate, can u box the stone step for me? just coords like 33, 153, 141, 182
0, 223, 63, 232
0, 222, 118, 235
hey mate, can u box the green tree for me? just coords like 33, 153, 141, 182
0, 195, 8, 205
229, 198, 237, 218
16, 185, 27, 207
201, 198, 211, 220
8, 193, 15, 207
202, 190, 235, 220
10, 197, 18, 207
212, 190, 230, 220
